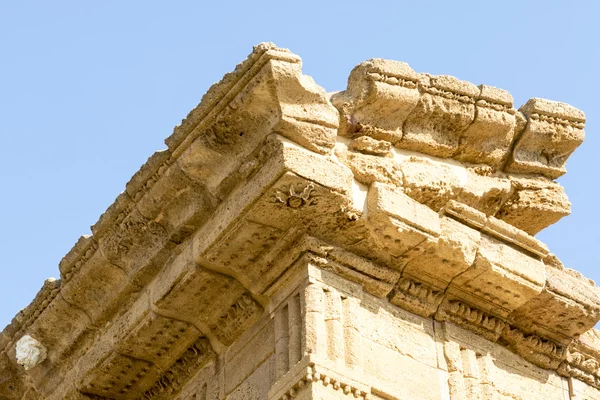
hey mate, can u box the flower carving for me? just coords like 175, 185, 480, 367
274, 183, 315, 208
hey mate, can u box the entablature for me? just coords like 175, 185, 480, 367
1, 43, 597, 400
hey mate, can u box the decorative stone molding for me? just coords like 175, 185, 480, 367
389, 277, 444, 318
507, 97, 586, 179
436, 299, 506, 341
275, 364, 370, 400
2, 43, 599, 400
501, 325, 566, 370
333, 58, 585, 176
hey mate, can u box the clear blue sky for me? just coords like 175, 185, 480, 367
1, 1, 598, 329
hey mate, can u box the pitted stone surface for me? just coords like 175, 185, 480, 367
1, 43, 597, 400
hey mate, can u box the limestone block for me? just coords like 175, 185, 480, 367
509, 256, 600, 345
360, 294, 438, 368
132, 159, 217, 243
441, 200, 488, 229
506, 97, 585, 179
364, 339, 443, 400
398, 155, 465, 211
496, 176, 571, 235
454, 85, 517, 168
192, 138, 354, 262
275, 138, 354, 196
402, 216, 481, 291
401, 74, 478, 157
167, 43, 338, 159
447, 235, 546, 318
456, 167, 513, 216
226, 357, 273, 400
26, 294, 90, 362
441, 200, 549, 259
332, 58, 420, 143
360, 152, 513, 216
268, 59, 340, 155
97, 207, 169, 274
344, 151, 403, 187
201, 218, 285, 283
224, 317, 275, 395
366, 182, 440, 258
59, 247, 134, 328
304, 254, 397, 299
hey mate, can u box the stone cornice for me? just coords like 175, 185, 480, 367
1, 43, 597, 399
332, 58, 585, 178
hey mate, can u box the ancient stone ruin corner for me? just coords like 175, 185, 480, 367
1, 42, 599, 400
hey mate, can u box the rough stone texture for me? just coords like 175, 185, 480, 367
1, 43, 597, 400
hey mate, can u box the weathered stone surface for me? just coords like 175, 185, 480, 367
332, 58, 420, 143
402, 215, 481, 291
455, 84, 517, 168
506, 97, 586, 179
509, 255, 600, 345
2, 43, 598, 400
398, 155, 465, 211
366, 182, 440, 258
447, 235, 546, 318
496, 175, 571, 235
402, 74, 479, 157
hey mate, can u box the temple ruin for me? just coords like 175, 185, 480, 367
1, 43, 599, 399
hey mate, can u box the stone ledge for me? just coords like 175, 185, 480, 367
332, 58, 585, 178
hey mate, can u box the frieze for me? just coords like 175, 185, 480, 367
558, 350, 600, 389
501, 325, 566, 369
436, 299, 506, 341
389, 277, 444, 318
